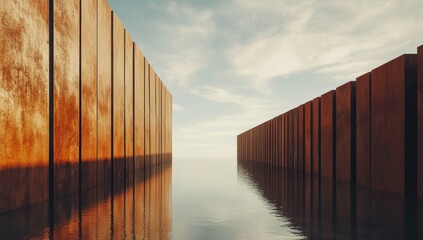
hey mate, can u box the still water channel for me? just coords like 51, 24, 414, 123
0, 158, 422, 239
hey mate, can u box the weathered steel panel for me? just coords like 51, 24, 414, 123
287, 111, 292, 168
293, 108, 298, 170
54, 0, 80, 196
298, 105, 304, 172
97, 0, 112, 184
81, 0, 97, 189
150, 67, 157, 166
356, 73, 371, 187
304, 101, 312, 173
278, 115, 283, 166
157, 77, 162, 166
336, 81, 356, 183
371, 55, 417, 195
419, 46, 423, 199
112, 13, 125, 179
134, 45, 145, 173
281, 113, 286, 168
144, 60, 150, 168
312, 97, 320, 177
0, 0, 49, 213
125, 32, 134, 182
320, 91, 335, 179
170, 93, 172, 160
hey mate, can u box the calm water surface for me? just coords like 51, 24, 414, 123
0, 158, 422, 239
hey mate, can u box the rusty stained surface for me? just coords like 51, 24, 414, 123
157, 78, 162, 165
163, 83, 169, 164
277, 115, 283, 166
335, 81, 356, 183
288, 111, 293, 168
97, 0, 112, 184
356, 73, 371, 187
54, 0, 80, 195
419, 46, 423, 199
298, 105, 304, 172
144, 60, 150, 168
312, 97, 320, 176
81, 0, 98, 188
169, 93, 172, 158
282, 113, 288, 167
0, 0, 49, 213
304, 101, 312, 173
150, 66, 157, 166
125, 31, 134, 181
281, 114, 285, 167
293, 108, 298, 170
112, 13, 125, 178
371, 55, 416, 195
134, 46, 145, 172
320, 91, 335, 179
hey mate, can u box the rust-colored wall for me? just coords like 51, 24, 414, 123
0, 0, 49, 213
371, 55, 417, 195
277, 115, 283, 166
356, 73, 371, 187
144, 60, 151, 168
134, 46, 145, 172
418, 46, 423, 199
54, 0, 80, 196
81, 0, 97, 189
157, 77, 162, 166
97, 0, 112, 184
282, 114, 286, 167
112, 13, 125, 179
125, 31, 134, 183
293, 108, 298, 170
150, 67, 157, 167
336, 81, 356, 183
0, 0, 173, 213
298, 105, 304, 172
304, 101, 312, 173
312, 97, 320, 176
320, 91, 335, 179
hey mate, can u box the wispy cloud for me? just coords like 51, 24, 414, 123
173, 103, 185, 112
228, 0, 423, 91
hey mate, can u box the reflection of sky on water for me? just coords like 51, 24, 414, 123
172, 158, 304, 239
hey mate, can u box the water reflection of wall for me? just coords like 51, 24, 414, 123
0, 163, 172, 239
238, 161, 423, 239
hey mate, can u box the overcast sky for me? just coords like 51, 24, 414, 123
108, 0, 423, 158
